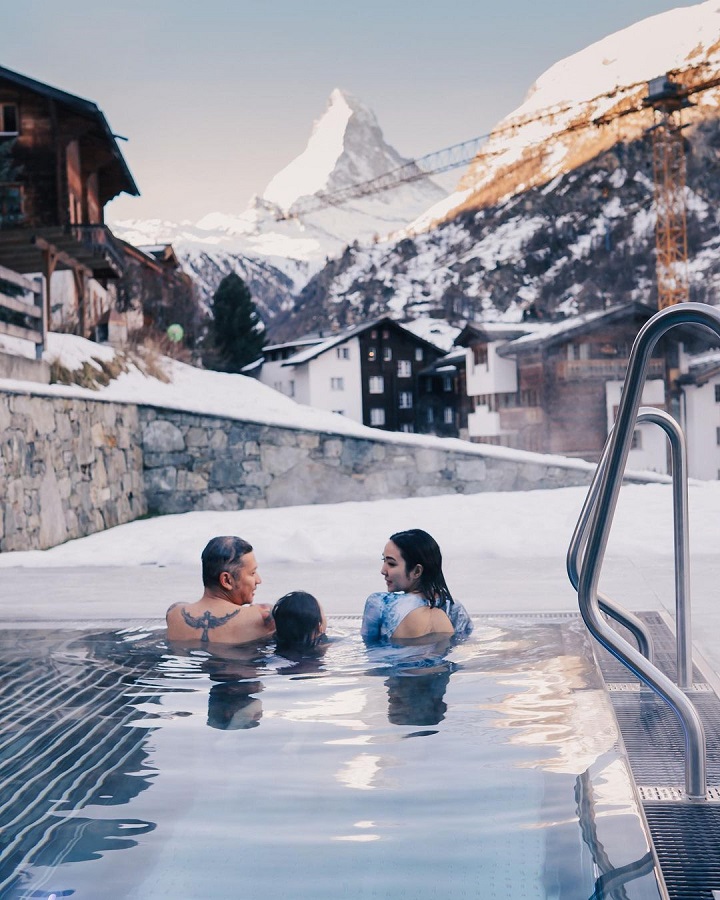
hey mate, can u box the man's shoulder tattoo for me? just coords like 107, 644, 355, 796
181, 607, 240, 642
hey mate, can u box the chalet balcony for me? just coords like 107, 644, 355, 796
0, 223, 125, 279
555, 358, 665, 381
498, 406, 544, 430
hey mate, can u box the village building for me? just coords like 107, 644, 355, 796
0, 64, 138, 344
415, 347, 467, 438
454, 303, 681, 472
256, 317, 446, 432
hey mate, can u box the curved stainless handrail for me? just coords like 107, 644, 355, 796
635, 407, 692, 689
566, 434, 654, 661
577, 302, 720, 800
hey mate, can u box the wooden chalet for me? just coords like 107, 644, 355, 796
0, 65, 138, 337
456, 303, 678, 466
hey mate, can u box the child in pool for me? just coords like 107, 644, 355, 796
272, 591, 327, 652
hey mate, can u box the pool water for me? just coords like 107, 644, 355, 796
0, 615, 662, 899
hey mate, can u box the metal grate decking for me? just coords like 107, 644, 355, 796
594, 612, 720, 900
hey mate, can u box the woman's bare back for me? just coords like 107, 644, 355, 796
392, 604, 454, 640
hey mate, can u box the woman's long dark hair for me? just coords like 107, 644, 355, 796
389, 529, 453, 608
272, 591, 324, 651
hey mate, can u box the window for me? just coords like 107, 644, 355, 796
443, 407, 454, 425
370, 408, 385, 426
443, 375, 453, 392
716, 426, 720, 446
399, 391, 413, 409
330, 377, 344, 391
369, 375, 384, 394
0, 185, 23, 226
715, 384, 720, 403
415, 348, 424, 362
0, 103, 18, 135
473, 345, 488, 367
426, 408, 434, 424
397, 360, 412, 378
367, 346, 377, 361
336, 346, 350, 360
382, 329, 390, 339
400, 424, 415, 433
383, 346, 393, 362
288, 380, 295, 398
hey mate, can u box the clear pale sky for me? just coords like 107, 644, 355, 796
0, 0, 701, 222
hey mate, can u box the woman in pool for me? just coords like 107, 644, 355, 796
361, 529, 473, 644
272, 591, 327, 652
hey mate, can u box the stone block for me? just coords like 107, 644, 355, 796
185, 427, 209, 448
143, 419, 185, 453
209, 459, 246, 488
38, 467, 69, 548
208, 429, 229, 451
415, 448, 445, 474
323, 439, 343, 459
455, 458, 488, 483
145, 466, 177, 492
261, 445, 306, 477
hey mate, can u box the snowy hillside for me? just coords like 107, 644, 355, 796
273, 0, 720, 336
419, 0, 720, 226
111, 90, 446, 322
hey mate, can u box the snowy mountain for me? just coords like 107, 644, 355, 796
272, 0, 720, 338
111, 89, 446, 323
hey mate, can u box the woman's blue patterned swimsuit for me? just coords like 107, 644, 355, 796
361, 591, 474, 644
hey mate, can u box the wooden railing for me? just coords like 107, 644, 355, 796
0, 263, 45, 359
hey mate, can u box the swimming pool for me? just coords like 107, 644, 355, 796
0, 614, 662, 899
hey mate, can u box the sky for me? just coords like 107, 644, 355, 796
0, 1, 704, 223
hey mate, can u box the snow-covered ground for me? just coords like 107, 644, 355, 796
0, 479, 718, 571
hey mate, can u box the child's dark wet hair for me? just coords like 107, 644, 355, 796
272, 591, 325, 651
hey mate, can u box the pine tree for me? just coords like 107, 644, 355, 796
203, 273, 265, 372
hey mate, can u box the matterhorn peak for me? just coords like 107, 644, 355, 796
262, 87, 424, 214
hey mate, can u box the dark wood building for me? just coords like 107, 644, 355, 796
356, 318, 445, 432
416, 348, 467, 438
257, 317, 445, 433
0, 65, 138, 337
456, 303, 675, 465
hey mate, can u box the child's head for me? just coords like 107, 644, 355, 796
272, 591, 326, 651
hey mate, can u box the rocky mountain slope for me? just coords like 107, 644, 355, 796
271, 0, 720, 339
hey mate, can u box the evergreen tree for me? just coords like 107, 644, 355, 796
203, 273, 265, 372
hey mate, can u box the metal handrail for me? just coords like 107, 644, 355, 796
635, 407, 692, 689
567, 432, 654, 662
575, 302, 720, 801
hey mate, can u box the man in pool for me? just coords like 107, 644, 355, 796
166, 536, 275, 644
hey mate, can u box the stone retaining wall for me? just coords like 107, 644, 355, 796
0, 392, 145, 551
1, 391, 603, 552
140, 407, 595, 515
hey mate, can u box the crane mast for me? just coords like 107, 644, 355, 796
646, 77, 690, 309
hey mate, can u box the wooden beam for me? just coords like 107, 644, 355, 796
0, 291, 43, 319
0, 320, 43, 344
0, 263, 39, 292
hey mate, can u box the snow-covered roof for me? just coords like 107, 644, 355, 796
263, 335, 325, 353
455, 322, 541, 346
496, 303, 655, 357
281, 316, 445, 367
678, 349, 720, 385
